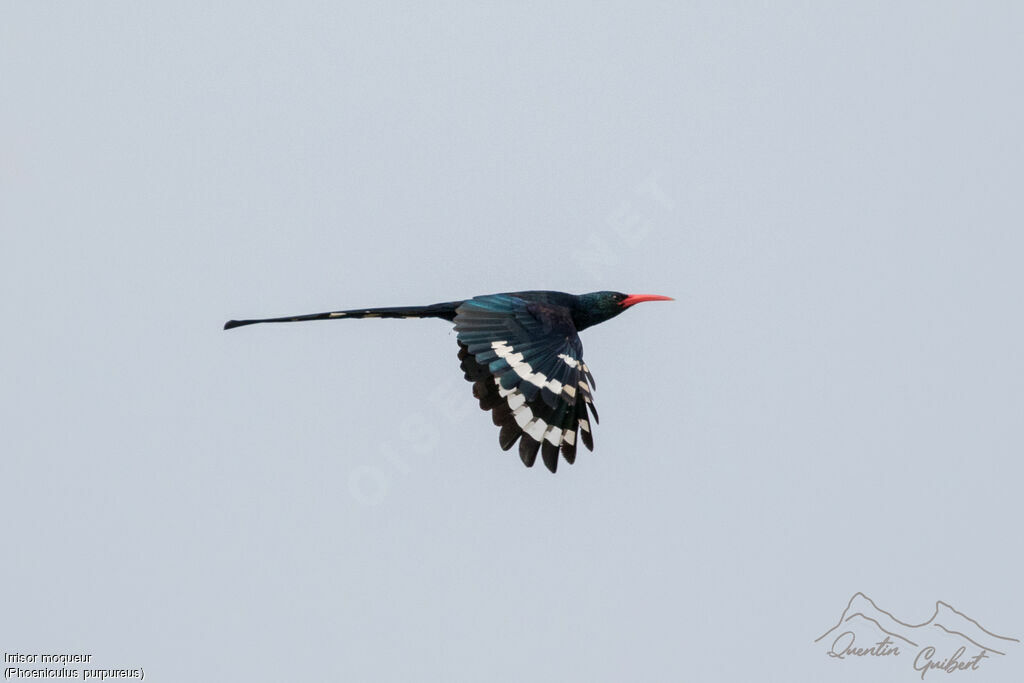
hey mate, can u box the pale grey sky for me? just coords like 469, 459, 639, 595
2, 3, 1022, 682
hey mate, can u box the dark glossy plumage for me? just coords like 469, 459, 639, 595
225, 290, 672, 472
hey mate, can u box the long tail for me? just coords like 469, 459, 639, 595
224, 301, 462, 330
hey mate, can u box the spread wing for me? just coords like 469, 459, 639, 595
454, 294, 598, 472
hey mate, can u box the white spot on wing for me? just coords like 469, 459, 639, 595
492, 340, 567, 393
558, 353, 580, 368
512, 404, 534, 428
488, 342, 591, 429
523, 418, 549, 441
542, 425, 562, 446
507, 391, 526, 410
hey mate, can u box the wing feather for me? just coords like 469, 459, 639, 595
454, 294, 599, 472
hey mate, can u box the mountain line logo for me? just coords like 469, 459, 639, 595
815, 592, 1018, 679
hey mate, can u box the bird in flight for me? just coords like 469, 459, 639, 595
225, 291, 672, 473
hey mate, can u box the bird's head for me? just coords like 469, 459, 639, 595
573, 291, 674, 330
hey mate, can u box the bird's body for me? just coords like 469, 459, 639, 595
225, 290, 672, 472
